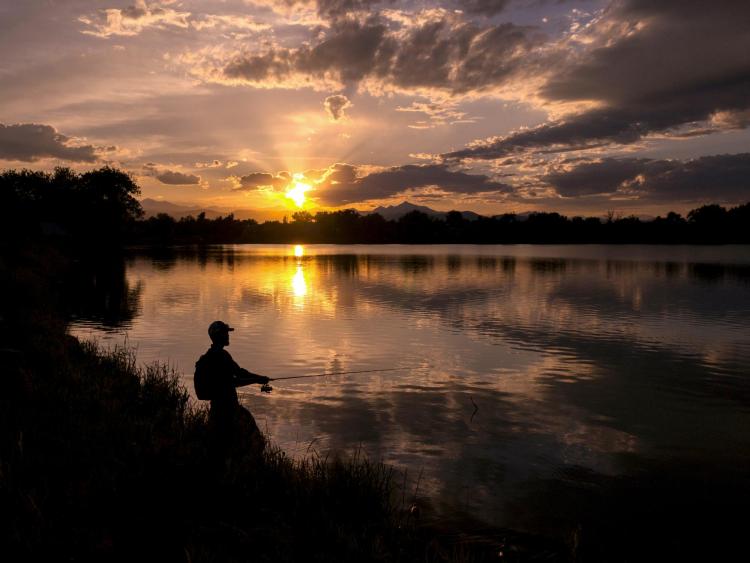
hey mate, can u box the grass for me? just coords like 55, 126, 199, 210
2, 332, 413, 561
1, 243, 565, 562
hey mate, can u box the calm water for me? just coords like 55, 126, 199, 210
69, 245, 750, 545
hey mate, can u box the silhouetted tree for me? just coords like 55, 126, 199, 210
1, 166, 142, 246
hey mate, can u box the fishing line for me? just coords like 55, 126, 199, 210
260, 367, 413, 393
271, 367, 410, 382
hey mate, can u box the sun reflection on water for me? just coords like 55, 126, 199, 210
292, 266, 307, 299
294, 244, 304, 258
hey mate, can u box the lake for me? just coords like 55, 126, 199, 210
69, 244, 750, 550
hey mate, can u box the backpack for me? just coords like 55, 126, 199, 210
194, 352, 213, 400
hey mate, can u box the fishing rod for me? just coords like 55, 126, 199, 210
272, 367, 409, 381
260, 367, 410, 392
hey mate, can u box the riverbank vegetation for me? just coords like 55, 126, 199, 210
2, 167, 568, 561
1, 247, 405, 561
136, 203, 750, 245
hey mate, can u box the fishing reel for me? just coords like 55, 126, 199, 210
260, 383, 273, 394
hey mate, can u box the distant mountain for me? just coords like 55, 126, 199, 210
142, 198, 484, 223
367, 201, 482, 221
140, 199, 289, 222
140, 198, 226, 219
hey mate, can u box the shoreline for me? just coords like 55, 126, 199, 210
1, 243, 568, 561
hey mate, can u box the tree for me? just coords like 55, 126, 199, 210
292, 211, 314, 223
1, 166, 143, 245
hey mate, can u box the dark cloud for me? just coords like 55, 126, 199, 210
155, 170, 201, 185
384, 18, 538, 94
121, 3, 149, 19
0, 123, 98, 162
445, 107, 653, 160
262, 1, 513, 20
447, 0, 750, 160
223, 17, 389, 85
222, 15, 539, 93
234, 172, 291, 191
224, 49, 294, 82
444, 22, 541, 94
264, 1, 393, 20
459, 0, 511, 16
543, 158, 650, 196
317, 162, 510, 205
542, 1, 750, 109
324, 94, 352, 120
543, 153, 750, 203
296, 17, 390, 84
315, 0, 394, 19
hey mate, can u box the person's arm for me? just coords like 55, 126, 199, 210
236, 367, 270, 386
226, 353, 270, 386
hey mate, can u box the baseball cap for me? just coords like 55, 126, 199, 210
208, 320, 234, 338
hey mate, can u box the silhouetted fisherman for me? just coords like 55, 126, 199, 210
195, 321, 270, 460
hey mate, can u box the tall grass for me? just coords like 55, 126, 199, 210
2, 334, 416, 561
1, 244, 560, 562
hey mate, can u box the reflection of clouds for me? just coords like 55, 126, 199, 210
69, 245, 750, 534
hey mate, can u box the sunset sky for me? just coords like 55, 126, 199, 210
1, 0, 748, 218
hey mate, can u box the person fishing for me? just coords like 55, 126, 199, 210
194, 320, 270, 460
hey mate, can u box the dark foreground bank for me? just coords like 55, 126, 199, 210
0, 245, 569, 562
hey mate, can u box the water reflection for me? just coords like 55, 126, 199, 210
65, 256, 142, 329
292, 266, 307, 299
68, 245, 750, 555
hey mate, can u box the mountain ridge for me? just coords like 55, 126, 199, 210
366, 201, 481, 221
141, 198, 486, 222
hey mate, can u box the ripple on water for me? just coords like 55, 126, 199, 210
67, 245, 750, 539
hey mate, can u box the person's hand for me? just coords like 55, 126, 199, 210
259, 375, 271, 385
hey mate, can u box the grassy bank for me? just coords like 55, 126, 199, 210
1, 244, 564, 562
4, 344, 403, 561
0, 244, 404, 561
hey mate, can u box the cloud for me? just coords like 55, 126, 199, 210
257, 0, 513, 21
189, 14, 270, 32
456, 1, 512, 17
447, 0, 750, 160
396, 100, 478, 128
315, 0, 393, 19
194, 159, 223, 168
233, 172, 292, 191
313, 162, 510, 205
0, 123, 99, 162
155, 170, 201, 185
542, 1, 750, 107
324, 94, 352, 120
192, 12, 540, 95
249, 1, 392, 20
543, 158, 651, 197
542, 153, 750, 203
444, 107, 648, 160
295, 17, 392, 84
79, 1, 190, 38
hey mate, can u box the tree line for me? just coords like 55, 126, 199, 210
1, 166, 142, 246
3, 166, 749, 245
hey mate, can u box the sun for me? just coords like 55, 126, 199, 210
286, 180, 311, 208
